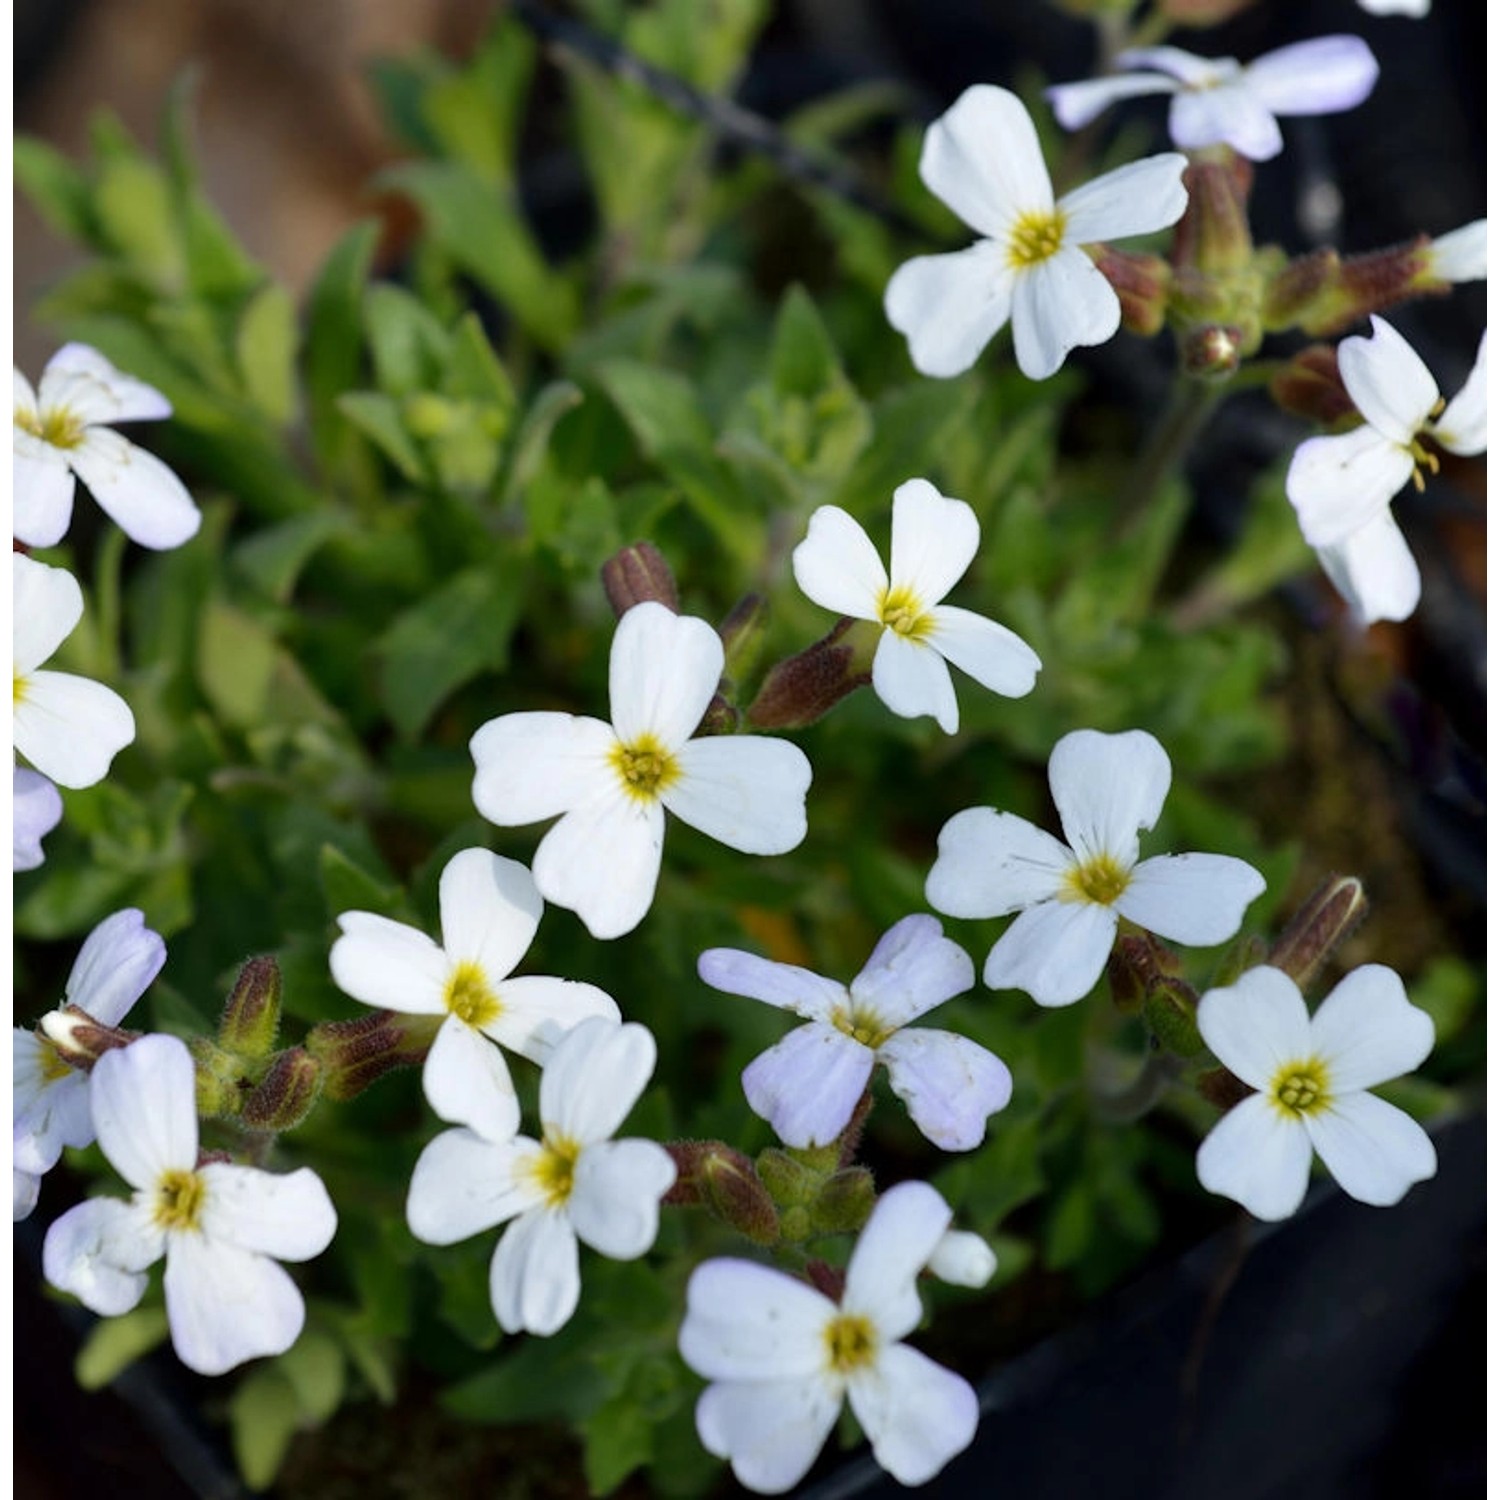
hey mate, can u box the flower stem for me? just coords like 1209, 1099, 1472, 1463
1094, 1049, 1185, 1124
1111, 374, 1221, 539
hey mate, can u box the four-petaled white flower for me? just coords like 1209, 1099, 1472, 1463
406, 1016, 676, 1336
884, 85, 1188, 380
14, 344, 200, 550
1196, 965, 1437, 1220
330, 848, 620, 1141
927, 728, 1265, 1007
792, 480, 1041, 734
678, 1180, 979, 1493
14, 908, 167, 1220
14, 766, 63, 872
1287, 317, 1486, 626
42, 1034, 337, 1375
14, 554, 137, 790
699, 914, 1011, 1151
1046, 38, 1379, 163
470, 601, 813, 940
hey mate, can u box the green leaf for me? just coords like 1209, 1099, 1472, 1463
75, 1306, 171, 1390
582, 1390, 656, 1496
419, 18, 537, 187
319, 843, 404, 921
337, 391, 427, 482
14, 136, 98, 244
445, 313, 517, 422
229, 1366, 302, 1491
236, 281, 299, 425
94, 150, 181, 283
365, 283, 450, 396
828, 380, 972, 517
502, 380, 584, 505
277, 1329, 347, 1426
305, 221, 381, 467
769, 285, 840, 399
232, 511, 349, 603
197, 601, 280, 728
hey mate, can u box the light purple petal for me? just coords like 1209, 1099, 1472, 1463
844, 1180, 952, 1339
871, 629, 959, 733
927, 604, 1042, 700
1286, 426, 1412, 545
791, 505, 887, 620
65, 908, 166, 1025
1310, 964, 1435, 1093
90, 1035, 199, 1188
1197, 966, 1313, 1091
848, 1344, 979, 1487
1303, 1093, 1437, 1207
1010, 247, 1121, 381
664, 735, 811, 854
1049, 727, 1170, 865
43, 1197, 154, 1314
68, 428, 201, 550
1045, 73, 1179, 131
851, 913, 975, 1028
1115, 853, 1265, 945
541, 1017, 656, 1145
14, 1168, 40, 1221
1115, 46, 1235, 87
697, 949, 848, 1023
329, 912, 449, 1015
407, 1129, 542, 1244
695, 1377, 842, 1494
680, 1258, 831, 1381
878, 1028, 1012, 1151
1337, 317, 1436, 444
1196, 1094, 1313, 1221
1244, 36, 1379, 117
198, 1164, 336, 1262
1168, 86, 1283, 161
884, 247, 1016, 379
742, 1022, 874, 1148
164, 1234, 307, 1375
926, 807, 1072, 918
490, 1208, 581, 1335
568, 1138, 676, 1258
888, 479, 979, 608
437, 847, 541, 983
982, 898, 1118, 1007
1315, 511, 1421, 627
1059, 153, 1189, 245
609, 602, 723, 750
422, 1015, 521, 1142
469, 711, 616, 827
14, 767, 63, 872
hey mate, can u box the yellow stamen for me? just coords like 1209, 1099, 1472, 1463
527, 1132, 581, 1208
1269, 1057, 1332, 1118
1061, 853, 1131, 906
153, 1168, 207, 1232
1007, 209, 1067, 270
831, 1004, 893, 1049
823, 1313, 879, 1375
38, 1041, 73, 1083
609, 733, 681, 804
14, 670, 28, 708
16, 406, 86, 450
877, 584, 934, 642
443, 960, 502, 1029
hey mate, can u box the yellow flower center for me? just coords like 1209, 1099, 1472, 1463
1061, 853, 1131, 906
38, 1040, 73, 1083
1406, 435, 1442, 492
527, 1132, 581, 1208
14, 670, 29, 708
831, 1003, 893, 1049
16, 405, 86, 450
153, 1168, 207, 1232
823, 1313, 879, 1376
877, 584, 934, 641
609, 733, 681, 804
1269, 1057, 1332, 1118
1007, 208, 1067, 270
443, 961, 502, 1029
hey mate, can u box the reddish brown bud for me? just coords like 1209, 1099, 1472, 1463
1091, 247, 1172, 336
1270, 345, 1358, 428
1266, 239, 1442, 340
1107, 933, 1181, 1014
601, 541, 679, 618
695, 694, 741, 736
1267, 875, 1369, 990
664, 1142, 780, 1242
1172, 153, 1254, 277
809, 1167, 875, 1237
241, 1047, 323, 1132
219, 956, 282, 1058
746, 618, 870, 730
1182, 324, 1242, 378
805, 1258, 846, 1301
305, 1010, 439, 1101
1197, 1066, 1255, 1113
38, 1007, 139, 1070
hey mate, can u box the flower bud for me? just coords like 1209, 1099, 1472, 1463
755, 1146, 819, 1207
304, 1009, 439, 1101
1107, 934, 1181, 1014
192, 1036, 250, 1118
601, 541, 679, 618
694, 695, 741, 736
1144, 977, 1203, 1057
241, 1047, 323, 1132
1197, 1065, 1254, 1113
1265, 238, 1450, 340
38, 1007, 138, 1070
665, 1142, 781, 1244
746, 618, 870, 730
926, 1230, 997, 1288
218, 956, 283, 1059
1267, 875, 1369, 990
1182, 324, 1242, 379
719, 593, 768, 685
1090, 247, 1172, 336
809, 1167, 876, 1237
1269, 345, 1357, 428
1172, 153, 1254, 277
403, 392, 458, 439
780, 1204, 812, 1244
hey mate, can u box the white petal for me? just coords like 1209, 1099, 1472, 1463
490, 1208, 581, 1335
568, 1138, 676, 1258
1286, 426, 1413, 545
1045, 73, 1179, 131
532, 793, 664, 940
925, 1229, 997, 1288
851, 913, 974, 1027
883, 247, 1015, 379
1355, 0, 1428, 13
328, 912, 449, 1014
480, 975, 621, 1064
695, 1377, 842, 1494
12, 443, 76, 548
927, 604, 1042, 700
742, 1023, 875, 1148
1195, 1094, 1313, 1221
844, 1180, 952, 1339
1427, 219, 1487, 283
1310, 964, 1435, 1093
1169, 85, 1283, 161
1304, 1093, 1437, 1206
68, 428, 201, 550
1197, 966, 1314, 1091
407, 1129, 542, 1244
849, 1344, 979, 1487
15, 1069, 92, 1172
871, 630, 959, 734
43, 1197, 155, 1314
1115, 853, 1265, 945
680, 1259, 831, 1381
14, 670, 136, 790
423, 1015, 521, 1141
437, 847, 540, 982
14, 1168, 40, 1221
1337, 317, 1436, 444
1115, 46, 1235, 86
198, 1164, 337, 1261
1315, 511, 1421, 626
664, 735, 811, 854
791, 506, 887, 620
40, 344, 174, 424
14, 366, 38, 419
888, 479, 979, 608
1433, 331, 1487, 455
918, 85, 1054, 238
879, 1028, 1012, 1151
90, 1035, 198, 1187
982, 899, 1118, 1007
65, 908, 166, 1025
542, 1017, 656, 1145
469, 711, 616, 826
1010, 248, 1121, 381
14, 767, 63, 872
163, 1234, 307, 1376
697, 949, 848, 1023
13, 553, 83, 674
1049, 727, 1170, 865
1244, 36, 1380, 118
926, 807, 1072, 918
1058, 153, 1189, 244
609, 602, 723, 749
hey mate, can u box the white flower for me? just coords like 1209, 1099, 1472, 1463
14, 766, 63, 871
13, 553, 136, 789
14, 909, 167, 1219
1426, 220, 1487, 283
13, 344, 200, 550
679, 1180, 979, 1493
470, 602, 813, 940
1196, 965, 1437, 1220
698, 914, 1011, 1151
1287, 317, 1486, 625
406, 1017, 675, 1336
791, 479, 1041, 734
42, 1034, 337, 1374
927, 728, 1265, 1008
329, 848, 620, 1141
1046, 38, 1378, 163
884, 85, 1187, 380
